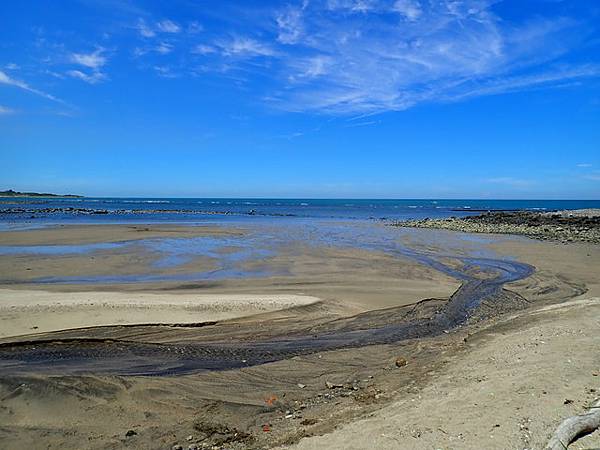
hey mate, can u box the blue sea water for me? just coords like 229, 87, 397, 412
1, 197, 599, 227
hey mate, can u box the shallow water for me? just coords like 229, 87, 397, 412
0, 218, 534, 376
0, 219, 509, 285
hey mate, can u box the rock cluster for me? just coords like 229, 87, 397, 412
0, 207, 297, 217
393, 210, 600, 244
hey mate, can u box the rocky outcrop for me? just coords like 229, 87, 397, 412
393, 210, 600, 244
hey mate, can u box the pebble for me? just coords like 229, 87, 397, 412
395, 357, 408, 368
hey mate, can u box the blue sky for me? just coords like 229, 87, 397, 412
1, 0, 599, 199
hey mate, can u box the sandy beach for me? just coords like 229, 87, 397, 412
0, 221, 599, 449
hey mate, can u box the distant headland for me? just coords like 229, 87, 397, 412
0, 189, 83, 198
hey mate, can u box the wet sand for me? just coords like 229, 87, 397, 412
0, 223, 245, 246
0, 224, 599, 448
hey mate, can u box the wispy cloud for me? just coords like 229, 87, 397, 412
217, 37, 277, 58
276, 6, 304, 44
0, 105, 17, 115
155, 42, 174, 55
66, 69, 106, 84
68, 48, 108, 84
484, 177, 534, 188
183, 0, 599, 115
70, 49, 107, 69
192, 44, 217, 55
188, 21, 203, 34
154, 65, 179, 78
0, 70, 63, 103
344, 119, 380, 128
136, 18, 156, 38
136, 18, 183, 38
577, 163, 593, 168
392, 0, 422, 21
157, 20, 181, 34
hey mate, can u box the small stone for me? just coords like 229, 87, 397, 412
188, 445, 198, 450
173, 445, 183, 450
395, 357, 408, 368
564, 399, 573, 405
297, 383, 306, 389
325, 381, 343, 389
125, 430, 137, 437
187, 435, 194, 441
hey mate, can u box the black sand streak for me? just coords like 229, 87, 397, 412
0, 253, 534, 377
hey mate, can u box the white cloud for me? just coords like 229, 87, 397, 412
188, 21, 203, 34
155, 42, 173, 54
68, 49, 108, 84
154, 65, 178, 78
276, 6, 304, 44
137, 18, 181, 38
70, 49, 107, 69
260, 0, 600, 114
5, 63, 19, 70
0, 105, 17, 115
157, 20, 181, 33
219, 37, 277, 57
289, 55, 331, 80
0, 69, 62, 103
192, 44, 217, 55
136, 18, 156, 38
577, 163, 592, 168
485, 177, 534, 187
392, 0, 422, 21
67, 69, 106, 84
326, 0, 378, 13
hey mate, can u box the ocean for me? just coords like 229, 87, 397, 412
1, 197, 599, 227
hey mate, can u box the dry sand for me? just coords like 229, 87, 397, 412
0, 289, 320, 339
288, 296, 600, 450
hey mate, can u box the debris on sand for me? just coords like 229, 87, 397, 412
192, 422, 254, 446
395, 357, 408, 368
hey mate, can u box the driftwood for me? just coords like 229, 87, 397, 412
546, 398, 600, 449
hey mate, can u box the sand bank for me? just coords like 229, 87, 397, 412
0, 223, 244, 246
0, 289, 320, 339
